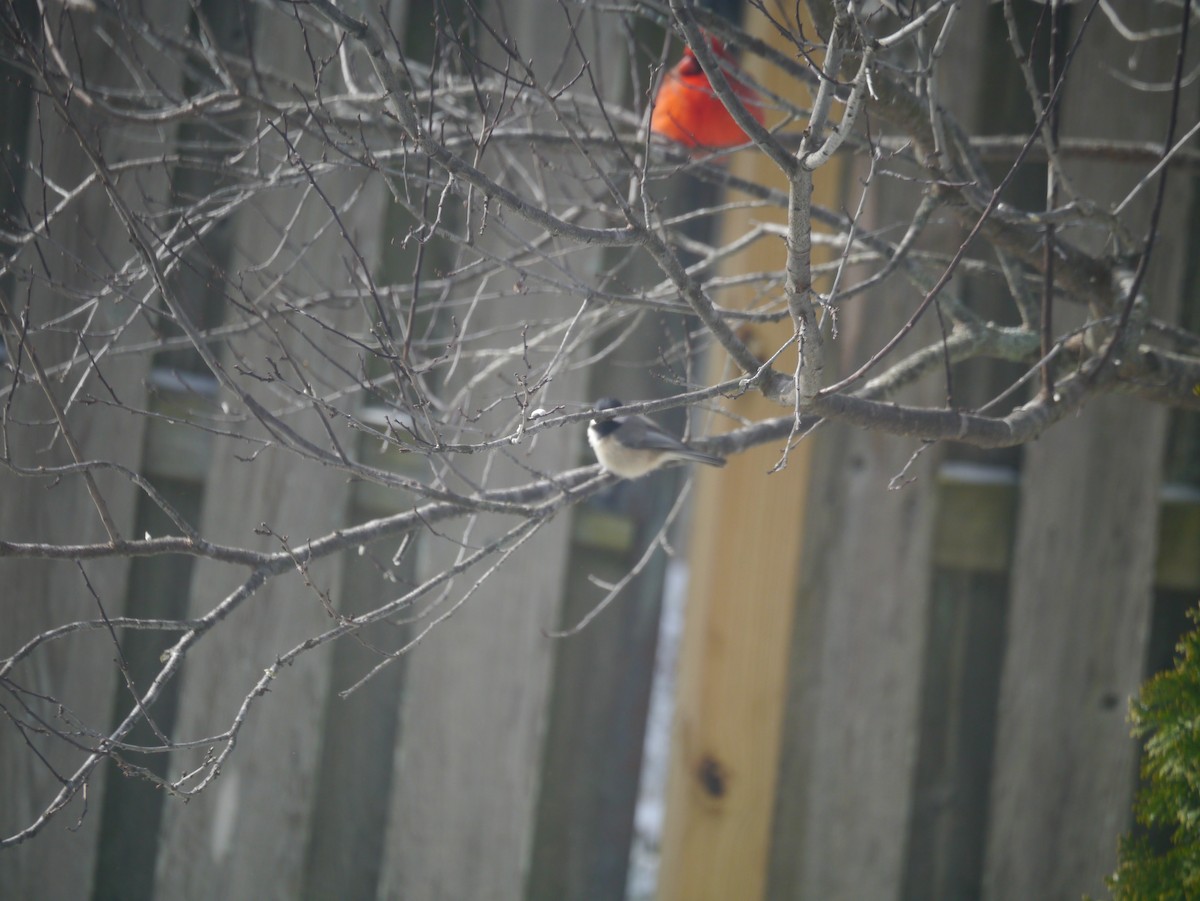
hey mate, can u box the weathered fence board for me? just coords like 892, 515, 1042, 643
982, 5, 1200, 897
759, 4, 1017, 891
0, 4, 185, 896
374, 10, 624, 901
152, 16, 389, 898
982, 400, 1169, 900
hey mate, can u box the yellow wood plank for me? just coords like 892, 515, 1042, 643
1156, 485, 1200, 591
932, 463, 1019, 574
658, 404, 811, 901
658, 10, 843, 899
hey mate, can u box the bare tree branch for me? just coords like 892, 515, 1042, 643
1, 0, 1197, 849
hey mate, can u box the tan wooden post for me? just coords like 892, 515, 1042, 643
657, 9, 844, 898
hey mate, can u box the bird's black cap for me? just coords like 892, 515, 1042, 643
593, 397, 623, 415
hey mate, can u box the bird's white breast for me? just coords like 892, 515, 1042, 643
588, 426, 671, 478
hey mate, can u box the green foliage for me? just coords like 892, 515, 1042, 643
1108, 607, 1200, 899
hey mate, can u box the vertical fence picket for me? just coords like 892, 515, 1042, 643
0, 4, 187, 896
151, 12, 390, 896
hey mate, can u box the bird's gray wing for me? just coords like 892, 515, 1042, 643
623, 415, 697, 452
620, 415, 726, 467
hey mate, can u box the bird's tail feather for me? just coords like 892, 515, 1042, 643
677, 448, 726, 467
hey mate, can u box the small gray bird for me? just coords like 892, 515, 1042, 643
587, 397, 726, 479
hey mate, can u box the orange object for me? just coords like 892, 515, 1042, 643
650, 35, 765, 154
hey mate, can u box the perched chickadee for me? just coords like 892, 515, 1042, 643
587, 397, 726, 479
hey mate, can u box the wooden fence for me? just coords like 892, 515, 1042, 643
665, 6, 1200, 901
1, 3, 1198, 901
